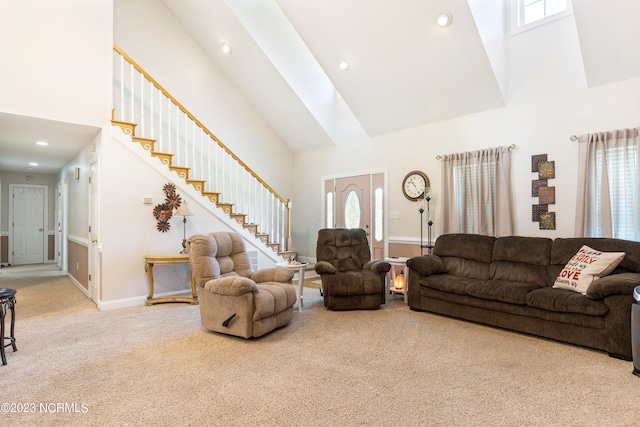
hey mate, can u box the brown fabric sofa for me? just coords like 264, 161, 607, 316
187, 231, 297, 338
315, 228, 391, 310
406, 233, 640, 360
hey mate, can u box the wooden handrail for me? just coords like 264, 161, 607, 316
113, 44, 288, 205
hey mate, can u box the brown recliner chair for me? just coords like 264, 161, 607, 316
187, 231, 297, 338
315, 228, 391, 310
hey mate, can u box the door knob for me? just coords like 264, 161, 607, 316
39, 228, 43, 232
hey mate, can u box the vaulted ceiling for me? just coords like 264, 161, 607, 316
159, 0, 640, 154
2, 0, 639, 173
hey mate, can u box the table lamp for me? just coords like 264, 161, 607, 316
175, 200, 193, 254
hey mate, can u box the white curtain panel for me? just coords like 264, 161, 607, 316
575, 127, 640, 239
440, 146, 514, 237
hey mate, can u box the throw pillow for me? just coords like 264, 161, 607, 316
553, 245, 625, 295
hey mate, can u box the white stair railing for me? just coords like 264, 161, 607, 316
112, 45, 290, 252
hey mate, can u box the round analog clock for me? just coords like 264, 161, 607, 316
402, 170, 430, 201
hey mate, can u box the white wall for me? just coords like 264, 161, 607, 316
0, 0, 112, 127
112, 0, 293, 197
291, 15, 640, 259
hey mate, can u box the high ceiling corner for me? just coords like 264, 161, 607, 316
572, 0, 640, 88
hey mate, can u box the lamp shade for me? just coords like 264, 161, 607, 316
175, 200, 193, 216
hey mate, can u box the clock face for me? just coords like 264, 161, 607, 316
402, 171, 429, 201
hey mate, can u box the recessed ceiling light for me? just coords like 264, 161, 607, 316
437, 10, 453, 28
339, 60, 350, 71
36, 141, 48, 146
29, 162, 38, 166
221, 42, 232, 54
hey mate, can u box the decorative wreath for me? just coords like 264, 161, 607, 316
153, 183, 183, 233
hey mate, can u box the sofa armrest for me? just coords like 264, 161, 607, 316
250, 268, 294, 283
315, 261, 337, 275
204, 276, 259, 296
364, 260, 391, 275
586, 272, 640, 300
406, 255, 447, 277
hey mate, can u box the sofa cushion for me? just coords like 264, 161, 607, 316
490, 236, 552, 287
433, 234, 495, 280
526, 287, 609, 316
466, 280, 540, 305
316, 228, 371, 272
421, 274, 476, 296
553, 245, 625, 295
322, 270, 382, 296
492, 236, 553, 266
253, 283, 296, 321
433, 233, 496, 263
440, 257, 491, 280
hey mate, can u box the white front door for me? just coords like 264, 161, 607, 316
324, 172, 386, 259
11, 185, 46, 265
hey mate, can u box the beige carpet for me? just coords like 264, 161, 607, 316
1, 264, 639, 426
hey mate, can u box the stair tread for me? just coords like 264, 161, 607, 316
120, 120, 286, 258
111, 119, 137, 126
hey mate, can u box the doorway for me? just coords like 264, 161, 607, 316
323, 171, 386, 260
9, 184, 48, 265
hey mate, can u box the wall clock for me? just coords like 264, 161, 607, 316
402, 170, 430, 201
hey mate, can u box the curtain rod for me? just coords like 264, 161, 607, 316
570, 135, 578, 141
436, 143, 516, 160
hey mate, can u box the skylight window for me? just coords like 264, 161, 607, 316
513, 0, 572, 34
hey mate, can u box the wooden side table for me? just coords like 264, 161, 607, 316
275, 262, 308, 312
144, 254, 198, 305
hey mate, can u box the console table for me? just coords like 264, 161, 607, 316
144, 254, 198, 305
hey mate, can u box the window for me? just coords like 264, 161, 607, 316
513, 0, 572, 34
374, 188, 383, 242
325, 192, 333, 228
344, 191, 361, 229
440, 146, 514, 237
590, 143, 638, 240
454, 162, 497, 235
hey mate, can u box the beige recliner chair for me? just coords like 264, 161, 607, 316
187, 231, 297, 338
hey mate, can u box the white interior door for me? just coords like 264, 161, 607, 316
11, 185, 45, 265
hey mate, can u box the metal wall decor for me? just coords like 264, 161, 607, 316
153, 183, 183, 232
531, 154, 556, 230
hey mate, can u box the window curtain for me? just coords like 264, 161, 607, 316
440, 146, 514, 237
575, 127, 640, 239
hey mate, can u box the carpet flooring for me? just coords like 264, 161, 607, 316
1, 264, 639, 426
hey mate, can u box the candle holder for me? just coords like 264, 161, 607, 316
418, 190, 434, 255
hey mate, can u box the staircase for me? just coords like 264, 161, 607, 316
112, 45, 292, 258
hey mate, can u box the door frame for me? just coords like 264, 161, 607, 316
320, 168, 388, 259
88, 160, 100, 304
8, 183, 48, 266
56, 180, 69, 272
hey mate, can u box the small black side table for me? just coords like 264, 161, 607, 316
0, 288, 17, 365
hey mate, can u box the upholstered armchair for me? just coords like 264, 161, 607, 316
187, 231, 297, 338
315, 228, 391, 310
